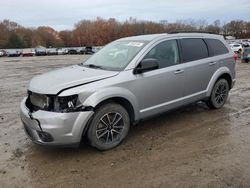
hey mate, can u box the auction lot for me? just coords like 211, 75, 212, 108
0, 55, 250, 188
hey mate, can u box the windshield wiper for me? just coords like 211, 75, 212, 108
84, 64, 103, 69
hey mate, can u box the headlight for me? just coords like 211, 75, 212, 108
29, 92, 50, 110
27, 91, 86, 112
54, 95, 83, 112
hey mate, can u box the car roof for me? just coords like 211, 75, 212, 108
118, 33, 224, 42
118, 34, 167, 41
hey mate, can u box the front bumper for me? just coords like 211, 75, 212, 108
20, 98, 94, 146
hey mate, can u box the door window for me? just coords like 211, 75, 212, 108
143, 40, 180, 69
180, 38, 209, 62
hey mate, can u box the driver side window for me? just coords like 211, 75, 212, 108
144, 40, 180, 69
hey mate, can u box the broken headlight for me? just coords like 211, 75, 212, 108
29, 92, 50, 110
27, 91, 87, 112
54, 95, 84, 112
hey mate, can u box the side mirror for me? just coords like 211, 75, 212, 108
133, 58, 159, 74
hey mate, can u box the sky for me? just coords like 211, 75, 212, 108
1, 0, 250, 31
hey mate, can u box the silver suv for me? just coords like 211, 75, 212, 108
20, 33, 236, 150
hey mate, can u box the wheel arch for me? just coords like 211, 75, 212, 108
94, 97, 135, 124
82, 87, 140, 123
206, 67, 233, 97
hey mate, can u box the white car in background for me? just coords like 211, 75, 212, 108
57, 48, 68, 55
0, 51, 3, 57
230, 43, 243, 53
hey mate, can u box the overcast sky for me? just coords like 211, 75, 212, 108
1, 0, 250, 30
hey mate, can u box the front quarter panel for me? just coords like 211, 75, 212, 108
81, 87, 140, 121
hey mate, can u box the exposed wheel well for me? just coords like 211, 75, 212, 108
94, 97, 135, 124
217, 73, 232, 89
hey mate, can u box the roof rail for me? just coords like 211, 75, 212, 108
169, 31, 220, 35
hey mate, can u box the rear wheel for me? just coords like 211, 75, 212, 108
87, 103, 130, 150
207, 79, 229, 109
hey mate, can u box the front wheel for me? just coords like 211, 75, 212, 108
87, 103, 130, 150
206, 79, 229, 109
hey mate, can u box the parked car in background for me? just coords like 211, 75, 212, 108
47, 48, 58, 56
68, 49, 78, 55
0, 50, 7, 57
230, 43, 243, 53
241, 47, 250, 63
35, 48, 47, 56
57, 48, 68, 55
22, 49, 35, 57
85, 46, 94, 54
0, 51, 4, 57
79, 48, 86, 54
7, 50, 21, 57
242, 40, 250, 47
20, 33, 236, 150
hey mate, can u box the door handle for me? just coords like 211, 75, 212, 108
209, 62, 217, 66
174, 69, 184, 74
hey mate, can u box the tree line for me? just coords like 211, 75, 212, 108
0, 18, 250, 49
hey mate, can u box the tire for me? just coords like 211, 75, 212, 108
206, 79, 229, 109
87, 103, 130, 150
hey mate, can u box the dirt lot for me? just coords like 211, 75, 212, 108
0, 55, 250, 188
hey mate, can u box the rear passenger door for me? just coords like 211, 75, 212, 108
179, 38, 218, 97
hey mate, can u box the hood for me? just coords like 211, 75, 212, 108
28, 65, 119, 95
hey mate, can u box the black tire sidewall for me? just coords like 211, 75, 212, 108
87, 103, 130, 150
210, 79, 229, 109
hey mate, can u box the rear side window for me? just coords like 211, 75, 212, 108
180, 38, 209, 62
206, 39, 229, 56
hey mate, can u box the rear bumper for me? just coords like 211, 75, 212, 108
20, 98, 94, 146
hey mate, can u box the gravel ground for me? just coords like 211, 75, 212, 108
0, 55, 250, 188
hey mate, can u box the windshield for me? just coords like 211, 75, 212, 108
82, 40, 147, 71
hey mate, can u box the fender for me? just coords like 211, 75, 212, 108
82, 87, 140, 121
206, 66, 232, 97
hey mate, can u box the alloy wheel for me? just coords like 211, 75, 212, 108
96, 112, 124, 144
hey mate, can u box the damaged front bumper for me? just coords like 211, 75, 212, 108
20, 97, 94, 146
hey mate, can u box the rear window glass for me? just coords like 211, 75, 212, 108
180, 38, 209, 62
206, 39, 229, 56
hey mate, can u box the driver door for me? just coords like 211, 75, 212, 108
132, 39, 185, 118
